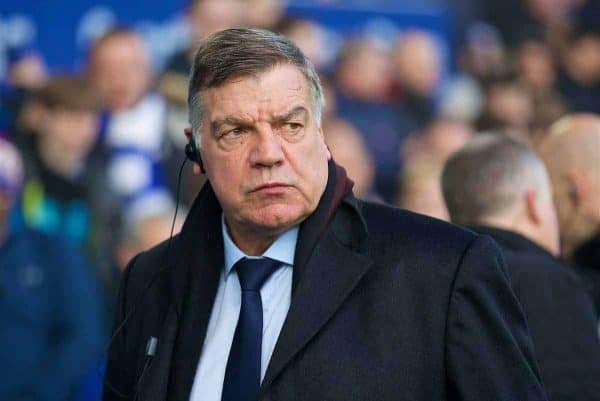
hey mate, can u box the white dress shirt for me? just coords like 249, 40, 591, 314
189, 216, 297, 401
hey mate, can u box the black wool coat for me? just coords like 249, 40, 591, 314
104, 173, 546, 401
472, 226, 600, 401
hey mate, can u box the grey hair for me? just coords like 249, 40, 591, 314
441, 132, 551, 225
187, 28, 325, 147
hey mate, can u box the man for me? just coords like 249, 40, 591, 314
442, 133, 600, 401
0, 136, 106, 401
104, 28, 546, 401
538, 114, 600, 312
19, 76, 120, 296
397, 118, 474, 220
322, 118, 378, 201
87, 28, 168, 200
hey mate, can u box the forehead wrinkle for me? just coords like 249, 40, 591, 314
204, 65, 312, 127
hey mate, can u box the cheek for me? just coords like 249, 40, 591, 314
205, 154, 245, 199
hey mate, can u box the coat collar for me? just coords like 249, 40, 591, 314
469, 225, 553, 259
161, 161, 372, 400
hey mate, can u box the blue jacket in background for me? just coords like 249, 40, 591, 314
0, 226, 106, 401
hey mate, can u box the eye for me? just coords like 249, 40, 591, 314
222, 127, 246, 138
282, 122, 303, 131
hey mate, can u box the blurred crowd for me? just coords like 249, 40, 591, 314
0, 0, 599, 400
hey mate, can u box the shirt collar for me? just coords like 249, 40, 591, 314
221, 214, 298, 276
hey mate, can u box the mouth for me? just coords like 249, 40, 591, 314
250, 182, 291, 194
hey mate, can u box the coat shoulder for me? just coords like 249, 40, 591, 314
120, 234, 181, 304
358, 201, 479, 260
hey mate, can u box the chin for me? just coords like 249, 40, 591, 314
248, 203, 309, 232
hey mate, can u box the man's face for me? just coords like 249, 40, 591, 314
89, 35, 151, 111
198, 64, 331, 237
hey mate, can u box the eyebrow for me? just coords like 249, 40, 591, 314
210, 106, 309, 134
210, 117, 250, 134
272, 106, 309, 123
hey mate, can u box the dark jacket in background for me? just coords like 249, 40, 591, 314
471, 225, 600, 401
0, 227, 106, 401
105, 165, 546, 401
573, 232, 600, 316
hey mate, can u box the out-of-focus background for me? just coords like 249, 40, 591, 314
0, 0, 599, 400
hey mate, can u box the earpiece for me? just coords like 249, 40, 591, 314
185, 136, 205, 174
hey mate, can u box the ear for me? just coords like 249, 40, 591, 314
525, 189, 541, 226
566, 170, 588, 208
319, 126, 332, 160
184, 127, 206, 175
184, 127, 193, 141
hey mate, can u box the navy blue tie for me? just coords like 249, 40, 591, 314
221, 257, 280, 401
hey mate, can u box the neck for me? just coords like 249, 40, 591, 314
226, 221, 281, 256
481, 215, 558, 256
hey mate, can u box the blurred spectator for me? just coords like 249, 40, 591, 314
396, 119, 473, 220
7, 50, 48, 92
396, 160, 449, 221
87, 28, 168, 200
333, 38, 402, 201
477, 69, 534, 142
323, 118, 378, 201
438, 22, 504, 124
0, 137, 106, 401
517, 39, 557, 93
558, 31, 600, 113
482, 0, 583, 47
0, 48, 49, 135
401, 118, 474, 165
393, 30, 443, 129
459, 22, 508, 81
438, 75, 483, 124
538, 114, 600, 312
243, 0, 285, 30
113, 189, 185, 272
162, 0, 243, 79
278, 18, 333, 72
19, 76, 119, 293
442, 133, 600, 401
514, 39, 568, 142
87, 29, 153, 113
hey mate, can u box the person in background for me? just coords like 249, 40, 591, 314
0, 46, 48, 135
277, 18, 333, 73
333, 39, 402, 201
20, 76, 119, 300
113, 189, 186, 272
393, 30, 443, 130
538, 114, 600, 314
476, 69, 534, 142
87, 28, 168, 201
396, 119, 473, 220
558, 30, 600, 114
396, 160, 450, 220
322, 118, 378, 201
243, 0, 285, 31
0, 136, 106, 401
442, 133, 600, 401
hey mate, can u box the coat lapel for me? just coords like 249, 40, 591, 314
260, 198, 374, 394
166, 184, 225, 400
136, 305, 179, 401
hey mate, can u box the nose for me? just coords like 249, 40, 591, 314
250, 126, 284, 168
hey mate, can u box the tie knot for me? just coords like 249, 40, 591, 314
234, 257, 280, 292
